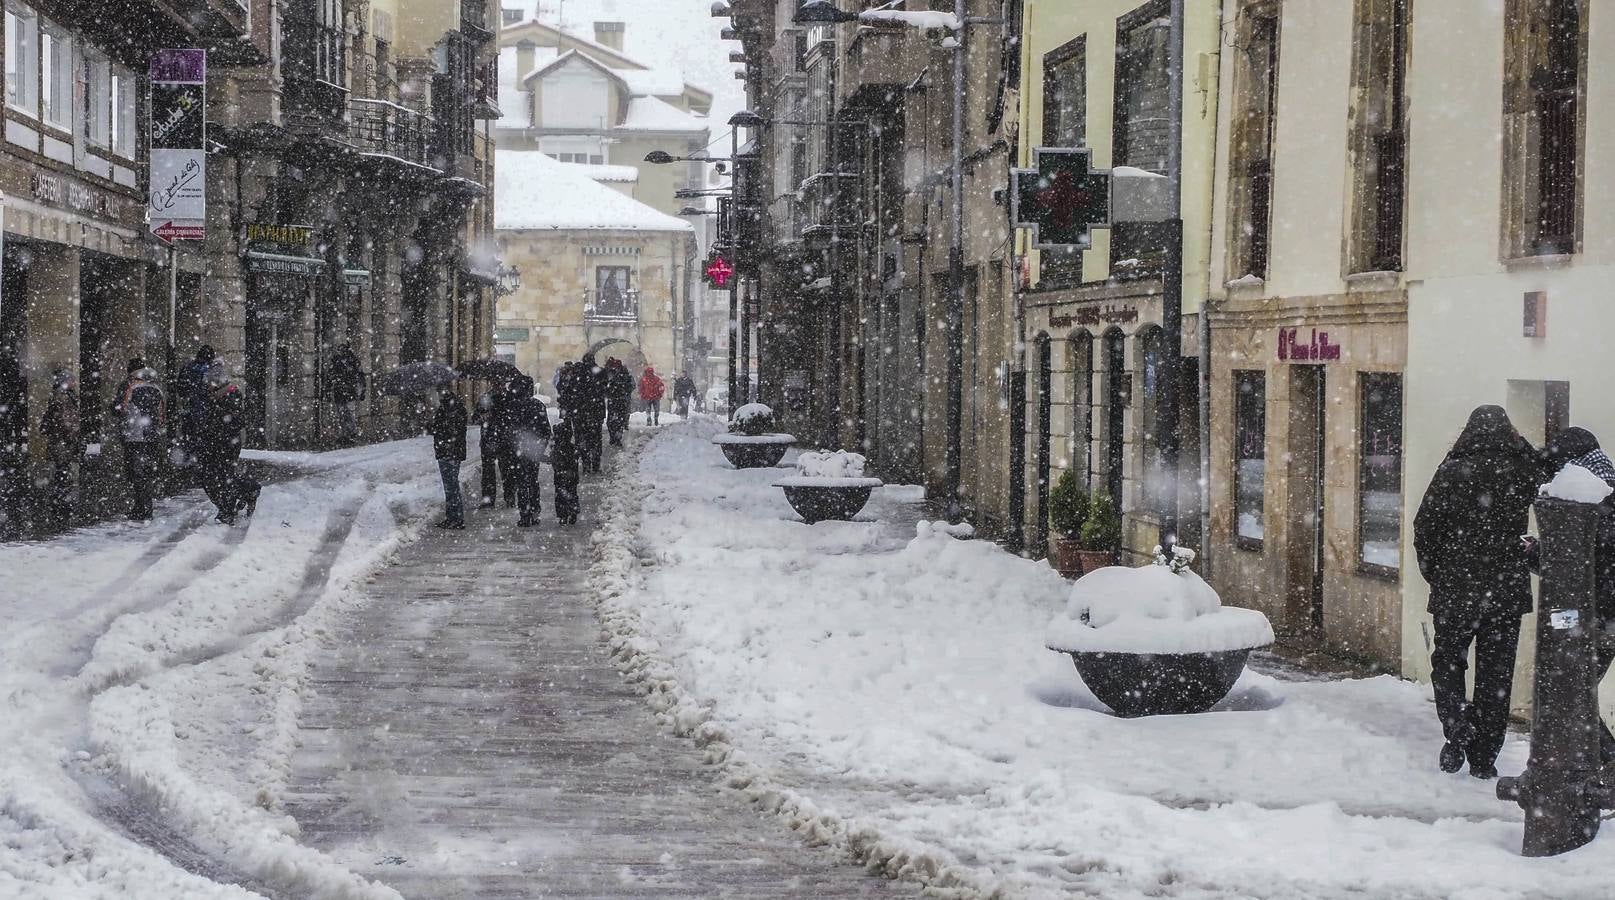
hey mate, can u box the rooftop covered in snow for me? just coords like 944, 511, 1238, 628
494, 151, 692, 233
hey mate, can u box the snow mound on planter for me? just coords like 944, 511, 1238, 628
1046, 564, 1275, 655
1541, 463, 1614, 504
794, 449, 869, 479
732, 402, 773, 424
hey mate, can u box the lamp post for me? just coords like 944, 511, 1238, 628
1158, 1, 1185, 554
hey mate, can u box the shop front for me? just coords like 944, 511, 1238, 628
241, 224, 325, 448
1207, 291, 1406, 664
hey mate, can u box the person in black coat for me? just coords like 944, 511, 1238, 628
430, 387, 468, 529
195, 366, 249, 524
552, 416, 580, 525
604, 358, 634, 447
328, 343, 366, 445
474, 385, 517, 508
1414, 405, 1550, 779
503, 375, 552, 527
1536, 426, 1615, 764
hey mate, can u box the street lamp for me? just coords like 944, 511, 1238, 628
678, 206, 718, 216
495, 263, 522, 298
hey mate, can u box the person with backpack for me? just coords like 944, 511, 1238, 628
329, 342, 366, 446
430, 387, 468, 530
110, 360, 166, 521
40, 369, 84, 530
638, 366, 666, 426
503, 375, 551, 527
673, 372, 697, 418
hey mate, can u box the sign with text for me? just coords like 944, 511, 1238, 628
244, 222, 316, 253
148, 49, 206, 243
1277, 327, 1342, 362
703, 252, 735, 289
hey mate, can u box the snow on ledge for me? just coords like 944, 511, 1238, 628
1046, 563, 1275, 655
794, 449, 868, 479
711, 433, 796, 445
774, 476, 885, 489
1541, 464, 1614, 504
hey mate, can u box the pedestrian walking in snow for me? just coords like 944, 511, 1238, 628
175, 344, 216, 466
196, 364, 253, 525
1534, 427, 1615, 765
604, 357, 634, 447
328, 342, 367, 446
0, 349, 31, 533
40, 370, 83, 530
673, 372, 697, 418
475, 385, 517, 508
552, 416, 580, 525
503, 375, 552, 527
1414, 405, 1550, 779
639, 366, 666, 426
563, 354, 605, 473
431, 387, 468, 529
110, 360, 166, 521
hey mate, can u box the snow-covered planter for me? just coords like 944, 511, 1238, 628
1045, 546, 1275, 717
712, 402, 796, 468
773, 450, 884, 524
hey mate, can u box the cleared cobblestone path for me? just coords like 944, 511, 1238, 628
285, 478, 908, 899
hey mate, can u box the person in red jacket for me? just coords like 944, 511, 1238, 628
638, 366, 666, 426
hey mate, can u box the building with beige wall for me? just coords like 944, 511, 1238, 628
1017, 0, 1222, 560
1398, 0, 1614, 720
494, 150, 694, 389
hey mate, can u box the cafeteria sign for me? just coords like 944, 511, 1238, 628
148, 49, 206, 243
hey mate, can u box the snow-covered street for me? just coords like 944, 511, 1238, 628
597, 419, 1615, 899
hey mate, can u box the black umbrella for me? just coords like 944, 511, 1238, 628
381, 361, 458, 396
456, 358, 521, 382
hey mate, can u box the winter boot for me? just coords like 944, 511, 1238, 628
1439, 742, 1466, 774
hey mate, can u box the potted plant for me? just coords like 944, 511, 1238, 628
1048, 470, 1090, 579
1077, 492, 1122, 574
774, 450, 884, 523
1045, 545, 1275, 717
711, 403, 796, 468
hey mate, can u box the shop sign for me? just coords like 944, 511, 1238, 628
1277, 326, 1342, 362
245, 251, 325, 277
1012, 147, 1112, 250
1049, 304, 1139, 329
31, 171, 130, 220
495, 327, 530, 343
245, 222, 315, 251
148, 48, 206, 243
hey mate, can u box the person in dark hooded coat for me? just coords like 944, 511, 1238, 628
503, 375, 552, 527
573, 354, 607, 473
1535, 426, 1615, 764
603, 358, 634, 447
474, 384, 517, 508
551, 415, 580, 524
1414, 405, 1550, 779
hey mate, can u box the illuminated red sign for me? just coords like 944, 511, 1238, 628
704, 254, 735, 289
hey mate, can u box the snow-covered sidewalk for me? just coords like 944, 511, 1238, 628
2, 438, 460, 899
595, 419, 1615, 899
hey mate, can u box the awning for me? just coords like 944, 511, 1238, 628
245, 250, 325, 277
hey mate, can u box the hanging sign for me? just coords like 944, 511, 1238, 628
703, 252, 736, 289
148, 49, 207, 243
1011, 147, 1112, 250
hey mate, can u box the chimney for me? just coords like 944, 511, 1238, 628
593, 21, 624, 52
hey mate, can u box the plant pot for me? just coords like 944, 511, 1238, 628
1050, 536, 1085, 579
774, 477, 883, 523
1063, 648, 1256, 717
712, 433, 795, 469
1076, 549, 1115, 575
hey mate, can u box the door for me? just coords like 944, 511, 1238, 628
1104, 329, 1127, 512
1035, 335, 1053, 557
1286, 365, 1327, 633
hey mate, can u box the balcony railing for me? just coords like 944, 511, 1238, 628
461, 0, 493, 40
583, 289, 640, 323
349, 98, 435, 170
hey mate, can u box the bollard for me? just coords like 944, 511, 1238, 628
1496, 497, 1604, 857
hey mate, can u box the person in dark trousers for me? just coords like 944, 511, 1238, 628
329, 342, 366, 445
0, 349, 30, 532
638, 366, 666, 426
1533, 427, 1615, 765
475, 383, 518, 508
40, 369, 83, 530
503, 375, 552, 527
1414, 405, 1549, 779
552, 416, 580, 524
604, 358, 634, 447
430, 387, 467, 529
195, 364, 253, 525
561, 354, 606, 474
673, 372, 697, 418
111, 361, 166, 521
174, 345, 216, 464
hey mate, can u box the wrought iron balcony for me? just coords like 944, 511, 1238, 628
461, 0, 494, 41
583, 289, 641, 324
349, 98, 436, 171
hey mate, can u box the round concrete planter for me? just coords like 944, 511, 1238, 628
1061, 648, 1258, 717
774, 477, 883, 524
712, 433, 795, 469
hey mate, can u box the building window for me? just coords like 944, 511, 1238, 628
83, 49, 111, 149
1358, 372, 1403, 573
1110, 2, 1173, 281
316, 0, 345, 86
1040, 35, 1086, 287
1503, 0, 1586, 257
1234, 370, 1266, 548
5, 5, 38, 117
374, 38, 392, 99
1228, 2, 1281, 280
1346, 0, 1409, 273
1138, 326, 1168, 508
112, 66, 135, 158
1070, 332, 1093, 485
593, 266, 633, 318
40, 19, 70, 130
501, 7, 523, 25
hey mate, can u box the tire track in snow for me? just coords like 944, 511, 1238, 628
56, 510, 210, 622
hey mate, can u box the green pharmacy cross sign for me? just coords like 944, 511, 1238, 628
1011, 147, 1113, 250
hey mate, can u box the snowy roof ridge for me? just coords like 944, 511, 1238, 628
520, 49, 630, 92
501, 12, 714, 103
494, 150, 692, 233
618, 95, 709, 134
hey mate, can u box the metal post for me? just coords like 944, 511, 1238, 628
728, 127, 740, 417
1157, 0, 1187, 553
943, 0, 967, 523
739, 277, 752, 404
1497, 497, 1606, 856
168, 245, 179, 387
